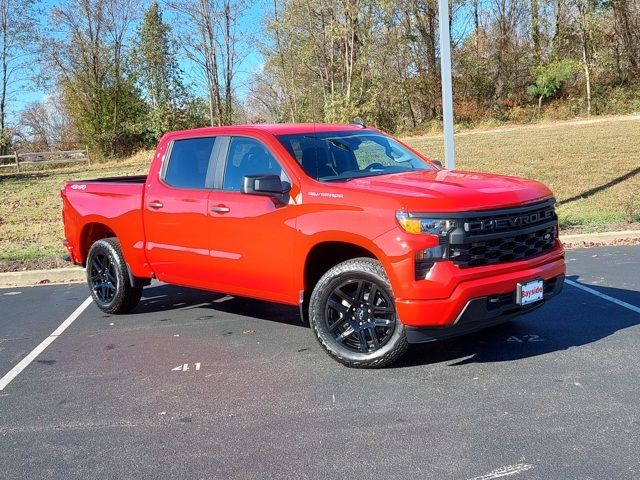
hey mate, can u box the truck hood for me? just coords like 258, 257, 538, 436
342, 169, 553, 212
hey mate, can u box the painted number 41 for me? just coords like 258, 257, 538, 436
172, 363, 201, 372
507, 335, 544, 343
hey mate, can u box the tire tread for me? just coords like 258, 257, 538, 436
87, 237, 143, 314
309, 257, 408, 368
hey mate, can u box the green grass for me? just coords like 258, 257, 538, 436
1, 115, 639, 266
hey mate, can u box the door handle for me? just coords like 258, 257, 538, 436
148, 201, 164, 209
210, 205, 230, 214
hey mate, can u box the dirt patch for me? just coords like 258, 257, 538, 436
560, 222, 640, 236
0, 256, 74, 273
562, 237, 640, 249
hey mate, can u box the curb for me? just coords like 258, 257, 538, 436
1, 230, 639, 287
560, 230, 640, 247
0, 267, 86, 288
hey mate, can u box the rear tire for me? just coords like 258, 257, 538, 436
86, 237, 143, 314
309, 257, 408, 368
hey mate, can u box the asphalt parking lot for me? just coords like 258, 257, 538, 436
1, 245, 639, 480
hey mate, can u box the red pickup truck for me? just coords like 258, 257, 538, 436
62, 123, 565, 367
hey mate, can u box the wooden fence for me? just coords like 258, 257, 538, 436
0, 148, 91, 173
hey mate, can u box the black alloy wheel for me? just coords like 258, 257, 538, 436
86, 237, 143, 314
309, 258, 408, 368
89, 252, 117, 304
325, 278, 396, 353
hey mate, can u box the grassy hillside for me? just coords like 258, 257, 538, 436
0, 151, 153, 268
405, 116, 640, 230
0, 116, 639, 270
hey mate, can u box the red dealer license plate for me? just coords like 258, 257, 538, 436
516, 279, 544, 306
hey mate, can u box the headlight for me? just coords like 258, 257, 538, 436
395, 211, 457, 236
396, 211, 457, 279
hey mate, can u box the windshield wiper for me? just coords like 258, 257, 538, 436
323, 168, 412, 182
327, 139, 351, 151
302, 135, 352, 152
323, 176, 355, 182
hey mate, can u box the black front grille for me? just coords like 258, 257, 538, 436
444, 200, 558, 269
450, 225, 556, 268
411, 200, 558, 276
463, 204, 555, 236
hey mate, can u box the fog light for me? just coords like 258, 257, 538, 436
417, 245, 445, 261
415, 245, 447, 279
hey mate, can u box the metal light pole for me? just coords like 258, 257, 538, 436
438, 0, 456, 169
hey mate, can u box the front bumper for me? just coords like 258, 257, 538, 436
395, 251, 566, 328
404, 274, 564, 343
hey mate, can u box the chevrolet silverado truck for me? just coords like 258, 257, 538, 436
62, 123, 565, 367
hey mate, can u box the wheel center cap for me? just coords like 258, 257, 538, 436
355, 307, 367, 322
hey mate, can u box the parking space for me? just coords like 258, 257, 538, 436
0, 285, 90, 378
1, 245, 639, 479
565, 245, 640, 307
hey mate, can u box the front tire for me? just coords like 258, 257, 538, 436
86, 237, 143, 314
309, 258, 408, 368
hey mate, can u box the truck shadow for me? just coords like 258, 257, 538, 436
135, 283, 304, 327
393, 275, 640, 368
133, 276, 639, 367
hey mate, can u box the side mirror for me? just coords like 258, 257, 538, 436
242, 175, 291, 200
432, 159, 443, 168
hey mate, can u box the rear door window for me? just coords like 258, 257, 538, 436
164, 137, 216, 189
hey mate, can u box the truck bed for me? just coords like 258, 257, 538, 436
71, 175, 148, 184
61, 176, 147, 274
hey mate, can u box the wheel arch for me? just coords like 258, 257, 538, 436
303, 241, 380, 296
84, 231, 148, 289
79, 222, 117, 266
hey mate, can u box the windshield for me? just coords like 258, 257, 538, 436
276, 131, 436, 182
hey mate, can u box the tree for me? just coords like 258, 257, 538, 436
400, 0, 441, 118
527, 59, 578, 111
270, 0, 297, 122
41, 0, 146, 156
612, 0, 640, 77
0, 0, 39, 154
263, 0, 381, 124
133, 2, 191, 141
23, 0, 638, 147
572, 0, 596, 115
531, 0, 542, 64
16, 93, 77, 150
255, 0, 640, 128
247, 67, 290, 122
168, 0, 246, 126
104, 0, 140, 155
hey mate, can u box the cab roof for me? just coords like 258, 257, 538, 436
165, 123, 372, 139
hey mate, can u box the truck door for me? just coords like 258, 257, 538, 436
143, 136, 221, 288
205, 136, 297, 304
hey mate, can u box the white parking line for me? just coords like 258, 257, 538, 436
0, 296, 93, 391
467, 463, 534, 480
565, 279, 640, 314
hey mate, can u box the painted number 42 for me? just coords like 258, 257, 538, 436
507, 335, 544, 343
